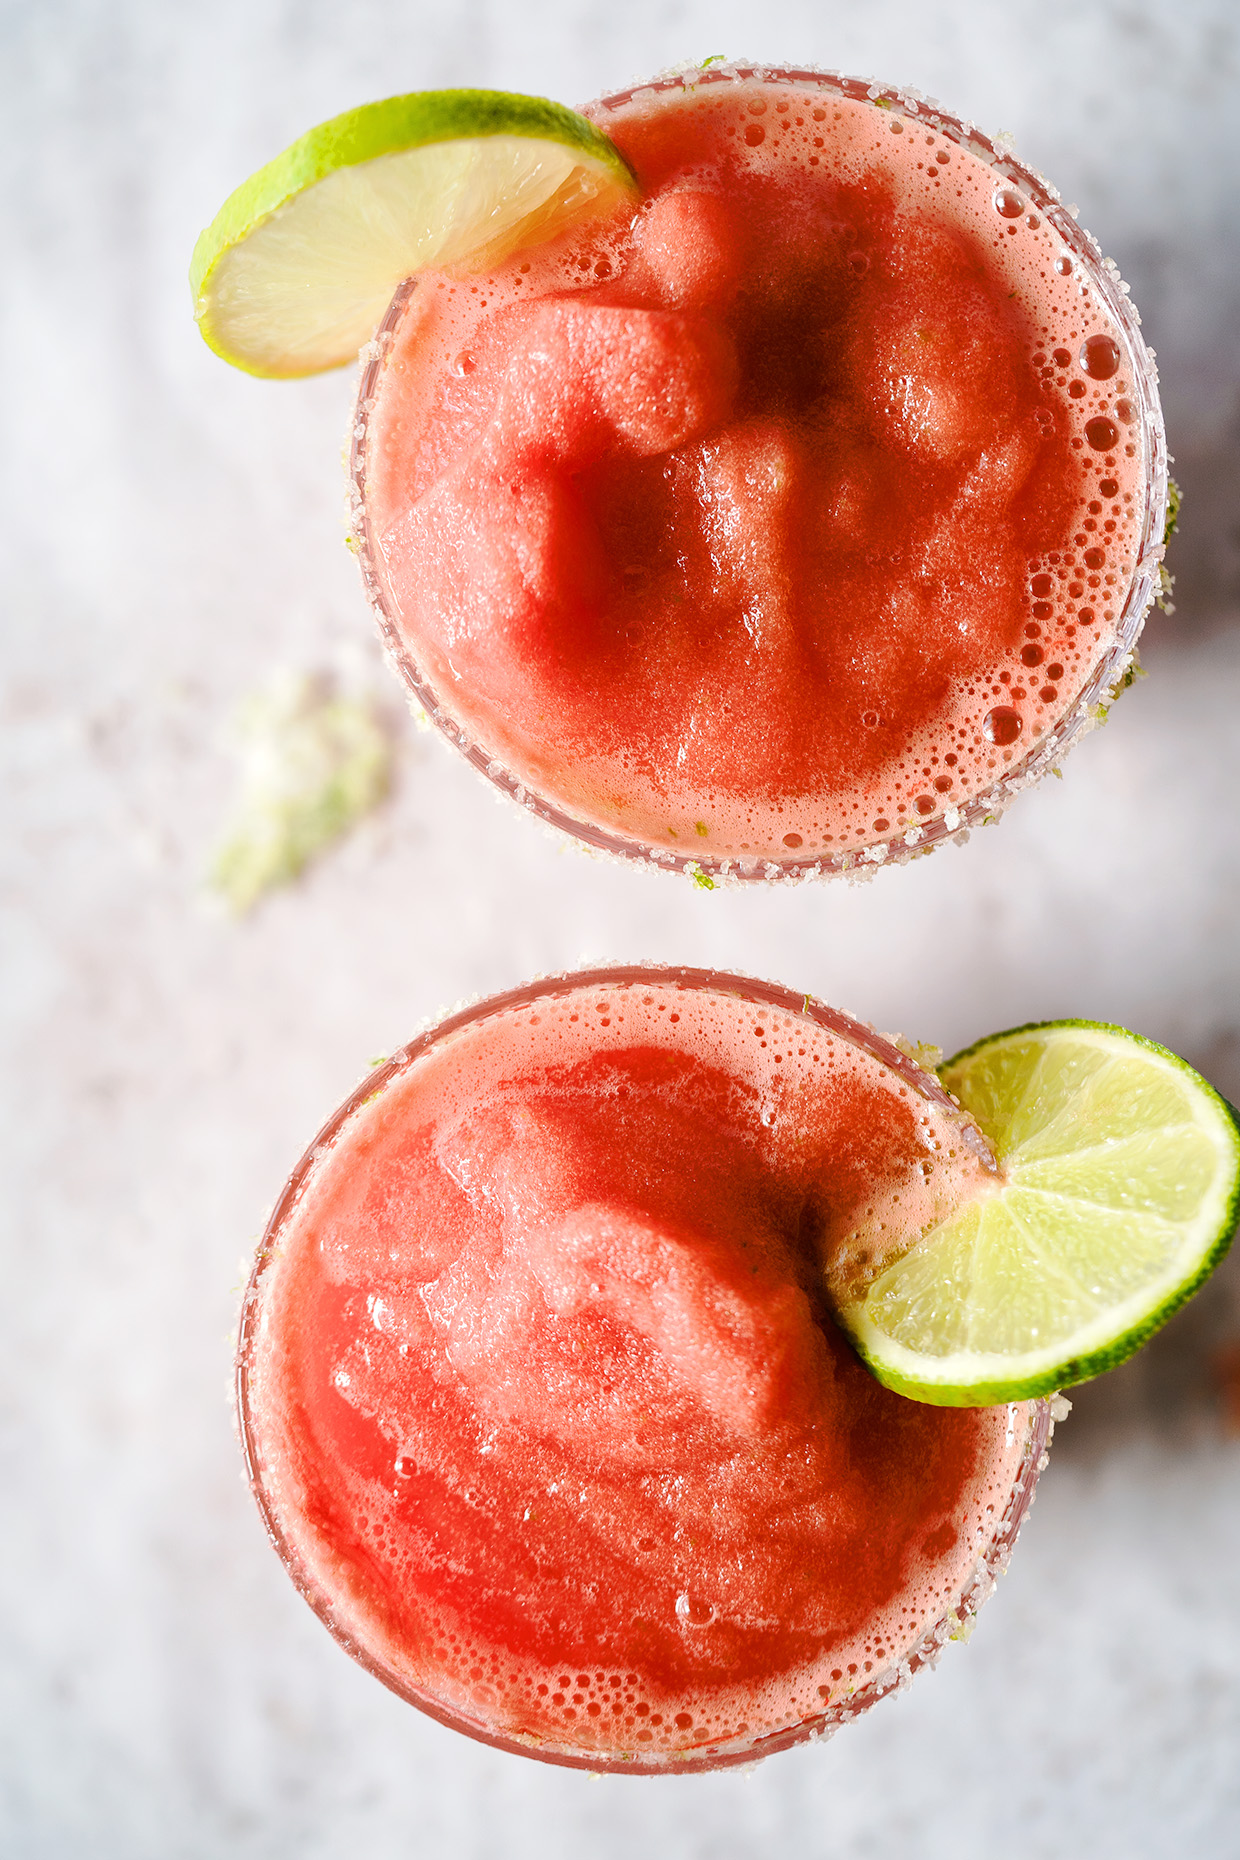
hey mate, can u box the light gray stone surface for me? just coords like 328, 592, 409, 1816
3, 2, 1240, 1854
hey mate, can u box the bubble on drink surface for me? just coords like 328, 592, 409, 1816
1080, 334, 1121, 380
1054, 255, 1073, 276
1085, 416, 1120, 451
983, 706, 1022, 746
993, 187, 1025, 219
676, 1592, 717, 1626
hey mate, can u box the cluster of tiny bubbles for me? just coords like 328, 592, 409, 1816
512, 1661, 776, 1751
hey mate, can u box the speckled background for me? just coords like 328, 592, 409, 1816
4, 3, 1240, 1855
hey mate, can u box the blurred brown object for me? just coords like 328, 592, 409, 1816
1213, 1341, 1240, 1435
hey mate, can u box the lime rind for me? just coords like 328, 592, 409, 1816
191, 89, 639, 378
837, 1022, 1240, 1406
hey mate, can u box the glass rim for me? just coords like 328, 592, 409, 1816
236, 962, 1052, 1774
350, 62, 1168, 885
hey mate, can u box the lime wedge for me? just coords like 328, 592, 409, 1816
190, 89, 639, 378
832, 1022, 1240, 1406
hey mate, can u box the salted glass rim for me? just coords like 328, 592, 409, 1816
236, 962, 1053, 1773
349, 61, 1168, 884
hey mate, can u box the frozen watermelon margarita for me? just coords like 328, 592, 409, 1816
353, 64, 1167, 878
238, 967, 1051, 1771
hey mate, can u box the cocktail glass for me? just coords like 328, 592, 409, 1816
350, 64, 1167, 883
237, 964, 1053, 1772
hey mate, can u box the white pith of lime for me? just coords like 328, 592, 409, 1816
190, 89, 639, 378
832, 1021, 1240, 1406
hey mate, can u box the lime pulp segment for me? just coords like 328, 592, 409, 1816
835, 1022, 1240, 1406
191, 89, 640, 378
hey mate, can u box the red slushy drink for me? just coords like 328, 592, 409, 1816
239, 969, 1048, 1770
355, 66, 1164, 876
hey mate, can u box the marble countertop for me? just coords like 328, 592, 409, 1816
4, 2, 1239, 1854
